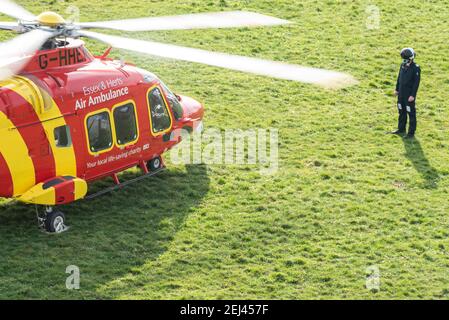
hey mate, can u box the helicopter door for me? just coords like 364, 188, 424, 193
84, 109, 115, 178
84, 100, 140, 180
147, 86, 173, 135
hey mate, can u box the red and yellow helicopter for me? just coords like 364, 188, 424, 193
0, 0, 356, 232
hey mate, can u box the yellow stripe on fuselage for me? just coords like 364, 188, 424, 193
73, 178, 88, 200
18, 183, 56, 205
7, 76, 77, 178
0, 112, 36, 196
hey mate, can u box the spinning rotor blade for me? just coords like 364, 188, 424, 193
77, 11, 290, 31
80, 31, 358, 89
0, 29, 55, 81
0, 0, 35, 21
0, 21, 18, 30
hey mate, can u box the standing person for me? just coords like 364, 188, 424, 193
391, 48, 421, 138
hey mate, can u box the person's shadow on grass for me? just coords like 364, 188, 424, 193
402, 137, 439, 189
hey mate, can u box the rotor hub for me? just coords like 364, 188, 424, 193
36, 12, 66, 27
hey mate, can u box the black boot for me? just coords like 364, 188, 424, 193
389, 130, 405, 135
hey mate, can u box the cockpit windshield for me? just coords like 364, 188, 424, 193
160, 82, 183, 121
136, 67, 184, 121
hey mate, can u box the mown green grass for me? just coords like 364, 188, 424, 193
1, 0, 449, 299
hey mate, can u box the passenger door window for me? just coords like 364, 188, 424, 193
86, 111, 113, 153
113, 102, 138, 146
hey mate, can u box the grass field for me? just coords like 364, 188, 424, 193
1, 0, 449, 299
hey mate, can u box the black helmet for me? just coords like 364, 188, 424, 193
400, 48, 415, 60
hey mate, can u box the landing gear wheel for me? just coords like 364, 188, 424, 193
44, 210, 68, 234
147, 156, 162, 172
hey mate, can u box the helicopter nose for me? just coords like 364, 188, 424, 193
178, 95, 204, 121
0, 152, 14, 198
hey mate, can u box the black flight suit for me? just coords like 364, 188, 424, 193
395, 62, 421, 135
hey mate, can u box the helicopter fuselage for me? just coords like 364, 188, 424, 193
0, 39, 204, 205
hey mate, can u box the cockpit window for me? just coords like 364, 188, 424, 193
161, 82, 183, 120
148, 87, 172, 134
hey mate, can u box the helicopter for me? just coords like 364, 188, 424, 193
0, 0, 357, 233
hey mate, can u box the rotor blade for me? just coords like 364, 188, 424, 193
77, 11, 291, 31
79, 31, 358, 89
0, 0, 35, 21
0, 21, 18, 30
0, 29, 54, 81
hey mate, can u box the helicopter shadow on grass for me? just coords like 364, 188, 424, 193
402, 137, 440, 189
0, 164, 209, 298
